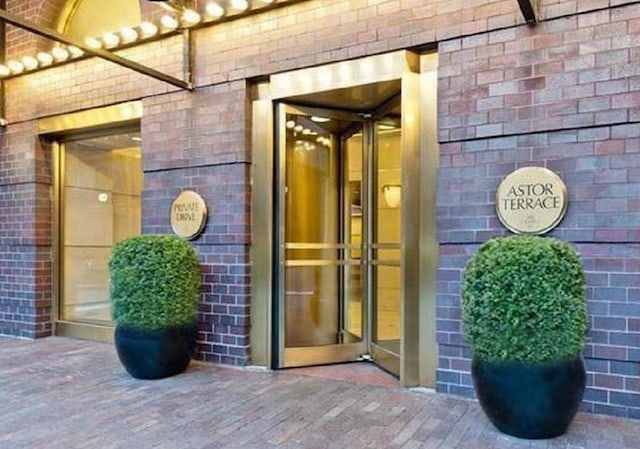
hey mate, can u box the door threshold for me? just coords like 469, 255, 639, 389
282, 361, 399, 387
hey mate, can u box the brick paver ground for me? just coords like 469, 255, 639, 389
0, 337, 638, 449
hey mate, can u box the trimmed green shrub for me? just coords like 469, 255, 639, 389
110, 235, 201, 330
461, 236, 587, 363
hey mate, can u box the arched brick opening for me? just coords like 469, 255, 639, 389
4, 0, 148, 60
5, 0, 65, 59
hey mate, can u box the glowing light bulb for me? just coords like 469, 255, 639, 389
0, 65, 10, 77
230, 0, 249, 11
161, 15, 179, 30
140, 21, 159, 37
286, 120, 296, 129
294, 125, 303, 132
182, 9, 201, 25
205, 2, 225, 18
7, 60, 24, 74
51, 47, 69, 61
120, 27, 139, 43
68, 46, 84, 58
103, 32, 120, 48
22, 56, 38, 70
37, 52, 54, 65
85, 37, 102, 49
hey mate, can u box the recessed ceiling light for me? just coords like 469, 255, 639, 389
378, 124, 397, 131
311, 116, 331, 123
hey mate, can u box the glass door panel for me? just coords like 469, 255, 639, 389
344, 129, 365, 343
276, 104, 402, 375
278, 105, 365, 367
284, 121, 339, 347
371, 118, 402, 374
60, 133, 142, 327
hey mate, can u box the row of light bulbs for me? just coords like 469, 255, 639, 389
286, 120, 332, 148
0, 0, 275, 78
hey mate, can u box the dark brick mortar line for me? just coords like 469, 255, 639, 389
439, 120, 640, 145
143, 160, 250, 174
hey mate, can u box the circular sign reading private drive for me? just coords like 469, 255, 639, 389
170, 190, 207, 239
496, 167, 568, 235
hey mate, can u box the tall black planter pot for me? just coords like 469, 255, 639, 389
114, 321, 197, 380
472, 355, 586, 439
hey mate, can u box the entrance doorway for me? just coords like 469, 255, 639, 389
252, 51, 438, 387
274, 85, 403, 376
53, 128, 142, 341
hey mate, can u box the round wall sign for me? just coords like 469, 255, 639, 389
170, 190, 207, 240
495, 167, 568, 235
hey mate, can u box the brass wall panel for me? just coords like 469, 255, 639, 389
418, 53, 439, 388
399, 52, 421, 387
270, 51, 413, 100
250, 97, 274, 368
38, 101, 142, 136
371, 343, 400, 377
52, 142, 62, 334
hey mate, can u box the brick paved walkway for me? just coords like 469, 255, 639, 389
0, 337, 638, 449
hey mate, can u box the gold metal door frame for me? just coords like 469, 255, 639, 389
42, 101, 143, 343
250, 51, 439, 387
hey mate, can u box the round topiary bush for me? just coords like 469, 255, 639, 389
109, 234, 201, 330
461, 236, 587, 363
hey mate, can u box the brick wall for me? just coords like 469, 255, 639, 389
436, 4, 640, 418
141, 83, 251, 365
0, 121, 52, 338
0, 0, 638, 417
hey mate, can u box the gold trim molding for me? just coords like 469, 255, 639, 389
38, 101, 142, 136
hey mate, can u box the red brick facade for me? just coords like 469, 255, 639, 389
1, 0, 638, 418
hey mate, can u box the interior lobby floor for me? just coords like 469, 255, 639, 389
0, 336, 638, 449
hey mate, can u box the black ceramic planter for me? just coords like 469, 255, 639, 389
114, 321, 197, 380
472, 355, 586, 439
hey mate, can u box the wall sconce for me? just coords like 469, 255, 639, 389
382, 184, 401, 208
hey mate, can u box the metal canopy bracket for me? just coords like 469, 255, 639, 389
0, 3, 193, 99
516, 0, 539, 24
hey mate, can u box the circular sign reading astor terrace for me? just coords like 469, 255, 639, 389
496, 167, 568, 235
170, 190, 208, 240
